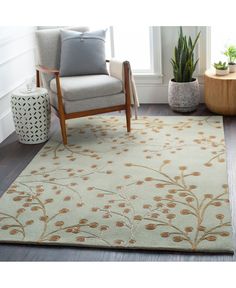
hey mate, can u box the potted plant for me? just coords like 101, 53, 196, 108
168, 27, 200, 112
214, 61, 229, 76
223, 45, 236, 72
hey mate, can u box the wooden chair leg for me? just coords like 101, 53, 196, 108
125, 105, 131, 132
124, 61, 131, 133
59, 116, 67, 145
55, 74, 68, 145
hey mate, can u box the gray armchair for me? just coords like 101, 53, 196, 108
35, 27, 132, 145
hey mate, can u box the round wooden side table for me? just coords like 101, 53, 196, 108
11, 88, 51, 144
204, 69, 236, 115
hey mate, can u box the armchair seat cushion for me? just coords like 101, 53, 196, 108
50, 91, 125, 114
50, 74, 123, 101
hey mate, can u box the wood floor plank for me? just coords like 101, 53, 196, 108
0, 104, 235, 261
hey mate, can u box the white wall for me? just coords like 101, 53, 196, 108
136, 26, 209, 103
0, 26, 36, 143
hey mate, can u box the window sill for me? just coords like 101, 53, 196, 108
133, 73, 163, 86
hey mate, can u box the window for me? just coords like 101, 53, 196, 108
211, 26, 236, 64
91, 26, 162, 80
112, 26, 152, 73
90, 26, 162, 84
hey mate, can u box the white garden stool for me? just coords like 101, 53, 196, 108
11, 87, 51, 144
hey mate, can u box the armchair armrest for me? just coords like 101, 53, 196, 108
36, 65, 60, 88
108, 59, 130, 82
36, 65, 60, 75
36, 65, 65, 116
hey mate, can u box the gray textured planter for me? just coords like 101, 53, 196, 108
229, 63, 236, 73
168, 78, 200, 112
215, 68, 229, 76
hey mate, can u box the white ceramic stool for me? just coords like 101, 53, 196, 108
11, 88, 51, 144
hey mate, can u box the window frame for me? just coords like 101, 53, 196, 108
109, 26, 163, 84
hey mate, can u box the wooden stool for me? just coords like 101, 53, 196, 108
204, 69, 236, 115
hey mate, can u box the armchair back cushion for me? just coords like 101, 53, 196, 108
35, 26, 89, 90
59, 30, 108, 77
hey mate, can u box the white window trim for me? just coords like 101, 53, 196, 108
134, 27, 163, 85
205, 27, 211, 70
195, 26, 211, 84
109, 26, 115, 58
109, 26, 163, 85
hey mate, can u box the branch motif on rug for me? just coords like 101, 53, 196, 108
0, 116, 233, 253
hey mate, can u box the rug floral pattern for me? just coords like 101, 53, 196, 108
0, 116, 233, 252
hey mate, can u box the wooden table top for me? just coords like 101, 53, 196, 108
205, 68, 236, 80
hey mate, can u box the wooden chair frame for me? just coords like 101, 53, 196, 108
36, 60, 131, 145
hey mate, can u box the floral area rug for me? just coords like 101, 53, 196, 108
0, 116, 233, 253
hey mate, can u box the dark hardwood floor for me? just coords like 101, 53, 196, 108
0, 104, 235, 261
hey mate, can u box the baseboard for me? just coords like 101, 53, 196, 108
0, 109, 15, 143
137, 83, 205, 104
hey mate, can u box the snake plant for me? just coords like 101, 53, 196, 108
171, 27, 200, 82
